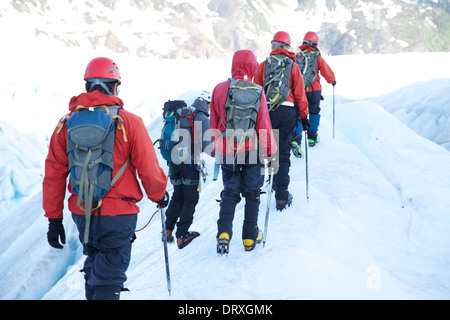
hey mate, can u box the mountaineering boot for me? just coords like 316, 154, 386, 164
308, 132, 320, 147
243, 230, 263, 251
276, 193, 293, 211
291, 141, 303, 158
217, 232, 230, 255
162, 230, 174, 244
177, 231, 200, 249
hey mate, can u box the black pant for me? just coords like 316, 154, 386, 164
217, 153, 264, 240
306, 90, 322, 114
269, 105, 298, 201
72, 212, 137, 300
165, 163, 200, 238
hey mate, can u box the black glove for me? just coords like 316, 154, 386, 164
47, 218, 66, 249
301, 117, 311, 132
157, 191, 169, 208
332, 80, 336, 86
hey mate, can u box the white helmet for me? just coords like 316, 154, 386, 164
198, 90, 211, 103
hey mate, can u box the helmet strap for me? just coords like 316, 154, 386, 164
86, 78, 118, 96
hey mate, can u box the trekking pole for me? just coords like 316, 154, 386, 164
263, 165, 274, 248
160, 207, 172, 296
304, 131, 309, 202
333, 85, 336, 139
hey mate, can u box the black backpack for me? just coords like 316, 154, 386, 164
264, 54, 294, 111
296, 50, 320, 88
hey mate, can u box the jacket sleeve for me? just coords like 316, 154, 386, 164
43, 123, 69, 219
128, 115, 167, 203
210, 81, 231, 133
209, 85, 221, 133
318, 56, 336, 84
254, 62, 266, 87
290, 63, 309, 119
255, 91, 277, 157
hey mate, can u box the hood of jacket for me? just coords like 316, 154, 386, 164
231, 50, 259, 80
270, 47, 297, 62
299, 44, 319, 52
68, 90, 124, 112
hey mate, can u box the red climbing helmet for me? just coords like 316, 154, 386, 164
84, 57, 121, 83
303, 31, 319, 45
272, 31, 291, 46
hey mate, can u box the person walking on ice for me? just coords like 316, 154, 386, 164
292, 31, 336, 150
43, 57, 168, 300
162, 90, 214, 249
254, 31, 310, 211
210, 49, 277, 254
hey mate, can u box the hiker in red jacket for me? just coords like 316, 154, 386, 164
254, 31, 310, 211
292, 31, 336, 149
210, 49, 277, 254
42, 57, 168, 300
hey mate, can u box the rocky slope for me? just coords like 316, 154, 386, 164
2, 0, 449, 58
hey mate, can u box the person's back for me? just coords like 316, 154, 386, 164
43, 57, 168, 300
164, 91, 214, 249
254, 31, 310, 211
210, 51, 276, 158
293, 31, 336, 147
210, 49, 276, 254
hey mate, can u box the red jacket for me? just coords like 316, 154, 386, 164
254, 47, 309, 119
210, 50, 277, 157
43, 91, 167, 219
299, 44, 336, 92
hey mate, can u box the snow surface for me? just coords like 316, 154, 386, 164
1, 46, 450, 300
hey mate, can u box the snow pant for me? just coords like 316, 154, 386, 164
269, 105, 298, 201
72, 212, 137, 300
217, 151, 264, 241
292, 91, 322, 144
165, 163, 200, 238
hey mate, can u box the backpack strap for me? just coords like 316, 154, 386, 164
82, 184, 97, 244
75, 147, 98, 243
111, 156, 130, 186
80, 156, 130, 244
113, 115, 128, 142
78, 155, 130, 244
56, 115, 70, 134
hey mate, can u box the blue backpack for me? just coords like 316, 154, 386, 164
64, 105, 130, 243
159, 100, 196, 164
